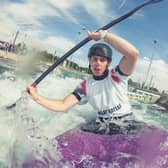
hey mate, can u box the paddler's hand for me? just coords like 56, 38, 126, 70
27, 84, 39, 101
88, 30, 107, 41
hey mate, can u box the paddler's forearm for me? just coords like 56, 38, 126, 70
34, 94, 66, 112
32, 93, 78, 112
103, 32, 139, 60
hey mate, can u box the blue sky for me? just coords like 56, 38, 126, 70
0, 0, 168, 91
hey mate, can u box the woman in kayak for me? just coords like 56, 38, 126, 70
27, 30, 145, 134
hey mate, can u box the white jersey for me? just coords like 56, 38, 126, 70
72, 66, 132, 118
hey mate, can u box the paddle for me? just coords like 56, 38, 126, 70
6, 0, 164, 109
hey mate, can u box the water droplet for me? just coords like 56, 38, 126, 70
63, 141, 68, 147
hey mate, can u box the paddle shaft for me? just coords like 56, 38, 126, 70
32, 0, 163, 87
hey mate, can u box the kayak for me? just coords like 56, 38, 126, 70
22, 124, 168, 168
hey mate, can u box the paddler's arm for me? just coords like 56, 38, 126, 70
27, 84, 79, 112
88, 30, 139, 75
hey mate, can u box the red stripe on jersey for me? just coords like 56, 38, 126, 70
111, 69, 121, 83
80, 81, 87, 95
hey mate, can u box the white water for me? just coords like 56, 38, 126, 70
0, 68, 168, 167
0, 70, 93, 167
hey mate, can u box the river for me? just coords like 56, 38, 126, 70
0, 62, 168, 167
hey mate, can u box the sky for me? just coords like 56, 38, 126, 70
0, 0, 168, 91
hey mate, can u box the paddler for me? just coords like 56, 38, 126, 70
27, 30, 146, 134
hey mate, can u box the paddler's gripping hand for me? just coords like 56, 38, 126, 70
27, 84, 39, 102
88, 30, 107, 41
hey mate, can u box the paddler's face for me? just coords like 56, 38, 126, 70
90, 55, 109, 76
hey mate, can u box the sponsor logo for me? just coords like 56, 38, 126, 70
98, 103, 122, 115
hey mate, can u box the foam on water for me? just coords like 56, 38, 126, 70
0, 69, 168, 167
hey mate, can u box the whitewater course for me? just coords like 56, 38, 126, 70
0, 54, 168, 168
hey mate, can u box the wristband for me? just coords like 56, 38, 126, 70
100, 30, 107, 39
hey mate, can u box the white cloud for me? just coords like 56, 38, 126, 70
47, 0, 77, 10
43, 35, 88, 67
45, 36, 75, 53
0, 0, 62, 42
0, 12, 18, 41
48, 0, 117, 27
46, 0, 82, 27
131, 58, 168, 91
15, 32, 75, 54
0, 0, 116, 44
4, 0, 60, 20
80, 0, 117, 26
119, 0, 128, 9
0, 0, 167, 78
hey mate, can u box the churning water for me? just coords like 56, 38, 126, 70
0, 62, 168, 168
